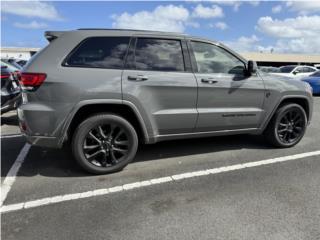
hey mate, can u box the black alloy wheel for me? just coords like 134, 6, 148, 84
72, 114, 138, 174
264, 103, 307, 148
276, 108, 305, 144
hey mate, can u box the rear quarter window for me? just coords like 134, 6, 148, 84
63, 37, 130, 69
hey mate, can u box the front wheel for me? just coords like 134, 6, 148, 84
264, 103, 307, 148
72, 114, 138, 174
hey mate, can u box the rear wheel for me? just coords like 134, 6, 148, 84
264, 103, 307, 148
72, 114, 138, 174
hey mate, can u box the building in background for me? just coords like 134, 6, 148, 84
241, 52, 320, 68
1, 47, 40, 60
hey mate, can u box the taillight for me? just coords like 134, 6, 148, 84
0, 74, 10, 79
19, 72, 47, 91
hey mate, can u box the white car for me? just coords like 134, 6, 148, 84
270, 65, 318, 79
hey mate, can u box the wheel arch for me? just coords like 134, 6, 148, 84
261, 95, 311, 132
59, 100, 152, 146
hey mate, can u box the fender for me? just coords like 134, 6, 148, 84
259, 94, 312, 133
58, 99, 154, 147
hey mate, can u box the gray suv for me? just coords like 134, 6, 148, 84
18, 29, 313, 174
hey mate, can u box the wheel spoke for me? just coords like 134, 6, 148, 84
89, 131, 101, 144
110, 150, 118, 164
114, 140, 129, 146
294, 126, 303, 132
283, 132, 289, 142
277, 128, 287, 133
109, 124, 116, 138
115, 129, 124, 140
291, 131, 298, 138
112, 146, 128, 154
101, 151, 108, 167
98, 126, 107, 139
84, 144, 100, 150
292, 114, 301, 122
283, 115, 290, 123
86, 149, 104, 160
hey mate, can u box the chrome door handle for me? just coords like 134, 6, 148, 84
201, 78, 218, 84
128, 75, 148, 81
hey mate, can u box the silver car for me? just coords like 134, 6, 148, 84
18, 29, 313, 174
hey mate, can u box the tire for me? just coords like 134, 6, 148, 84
264, 103, 307, 148
72, 114, 138, 174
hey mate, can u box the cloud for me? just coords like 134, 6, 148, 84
224, 35, 260, 52
214, 1, 242, 12
210, 1, 259, 12
286, 1, 320, 15
256, 15, 320, 53
13, 21, 48, 29
112, 5, 190, 32
210, 21, 228, 30
256, 15, 320, 38
2, 0, 62, 21
192, 4, 224, 18
272, 5, 282, 14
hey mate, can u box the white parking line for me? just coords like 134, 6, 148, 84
0, 134, 23, 139
1, 149, 320, 214
1, 143, 31, 207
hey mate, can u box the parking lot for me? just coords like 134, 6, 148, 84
1, 97, 319, 240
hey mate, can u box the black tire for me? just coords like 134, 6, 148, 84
264, 103, 307, 148
72, 114, 138, 174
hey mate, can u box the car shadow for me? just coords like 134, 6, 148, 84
13, 134, 271, 178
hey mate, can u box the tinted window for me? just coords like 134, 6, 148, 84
134, 38, 185, 71
65, 37, 130, 69
191, 41, 245, 74
304, 67, 316, 72
280, 66, 295, 73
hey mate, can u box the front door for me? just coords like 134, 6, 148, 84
189, 40, 265, 132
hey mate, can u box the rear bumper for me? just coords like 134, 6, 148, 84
23, 134, 60, 148
17, 102, 65, 148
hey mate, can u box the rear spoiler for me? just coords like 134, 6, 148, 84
44, 31, 66, 42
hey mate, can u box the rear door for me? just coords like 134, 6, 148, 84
189, 40, 265, 132
122, 37, 198, 136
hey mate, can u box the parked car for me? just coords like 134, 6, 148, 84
271, 65, 318, 79
14, 59, 28, 67
302, 71, 320, 95
1, 60, 22, 80
1, 66, 21, 114
259, 66, 280, 73
1, 58, 23, 70
18, 29, 313, 174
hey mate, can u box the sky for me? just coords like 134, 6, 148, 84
1, 0, 320, 54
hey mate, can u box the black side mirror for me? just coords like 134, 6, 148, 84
293, 70, 299, 75
247, 60, 258, 75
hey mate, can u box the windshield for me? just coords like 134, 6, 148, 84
310, 71, 320, 77
279, 66, 295, 73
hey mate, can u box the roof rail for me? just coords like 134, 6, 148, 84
76, 28, 187, 35
77, 28, 162, 32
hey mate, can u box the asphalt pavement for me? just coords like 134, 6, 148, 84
1, 97, 320, 240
